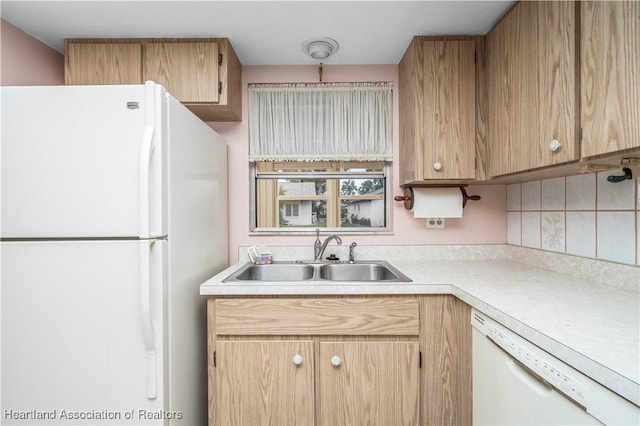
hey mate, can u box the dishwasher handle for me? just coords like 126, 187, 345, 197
486, 335, 587, 412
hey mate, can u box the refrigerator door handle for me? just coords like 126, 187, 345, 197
139, 124, 155, 239
140, 240, 158, 400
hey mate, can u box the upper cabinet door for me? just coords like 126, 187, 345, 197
422, 40, 477, 180
143, 42, 220, 104
487, 1, 578, 177
65, 42, 142, 85
581, 1, 640, 158
399, 37, 478, 184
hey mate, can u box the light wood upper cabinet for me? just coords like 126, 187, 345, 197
65, 42, 142, 85
208, 295, 471, 426
143, 42, 219, 103
581, 1, 640, 158
487, 1, 579, 177
65, 38, 242, 121
399, 37, 479, 183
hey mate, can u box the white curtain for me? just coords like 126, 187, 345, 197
248, 82, 392, 162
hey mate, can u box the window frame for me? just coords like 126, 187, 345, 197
250, 161, 393, 235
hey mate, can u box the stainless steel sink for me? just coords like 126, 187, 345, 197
227, 263, 315, 281
318, 262, 405, 281
222, 260, 411, 283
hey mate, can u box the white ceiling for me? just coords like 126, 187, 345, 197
1, 0, 514, 65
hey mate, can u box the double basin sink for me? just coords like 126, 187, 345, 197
223, 260, 411, 283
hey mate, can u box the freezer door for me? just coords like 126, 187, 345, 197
0, 83, 166, 239
0, 240, 167, 425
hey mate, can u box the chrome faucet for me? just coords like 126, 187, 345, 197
348, 242, 357, 263
314, 231, 342, 261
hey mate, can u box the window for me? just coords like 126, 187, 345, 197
252, 161, 390, 232
248, 82, 393, 233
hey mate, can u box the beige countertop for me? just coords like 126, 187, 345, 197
199, 245, 640, 407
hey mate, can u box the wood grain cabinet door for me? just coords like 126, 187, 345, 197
318, 341, 420, 426
487, 1, 578, 176
581, 1, 640, 158
143, 42, 220, 104
214, 340, 315, 426
65, 42, 142, 85
422, 40, 476, 180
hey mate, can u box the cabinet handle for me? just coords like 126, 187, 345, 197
549, 139, 561, 153
330, 355, 342, 367
292, 354, 304, 366
433, 162, 443, 171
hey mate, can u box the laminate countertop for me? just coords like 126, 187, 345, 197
200, 252, 640, 408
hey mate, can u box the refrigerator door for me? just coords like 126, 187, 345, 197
0, 83, 166, 239
1, 240, 166, 425
164, 95, 229, 426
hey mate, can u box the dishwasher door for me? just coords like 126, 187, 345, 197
471, 309, 640, 426
472, 327, 601, 425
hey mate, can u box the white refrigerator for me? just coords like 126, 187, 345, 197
0, 82, 228, 425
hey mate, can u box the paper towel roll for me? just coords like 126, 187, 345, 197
412, 187, 463, 218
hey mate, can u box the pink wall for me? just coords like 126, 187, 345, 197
1, 19, 64, 86
209, 65, 506, 262
0, 21, 505, 261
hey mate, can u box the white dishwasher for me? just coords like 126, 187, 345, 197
471, 309, 640, 425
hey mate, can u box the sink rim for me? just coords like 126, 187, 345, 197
222, 260, 412, 283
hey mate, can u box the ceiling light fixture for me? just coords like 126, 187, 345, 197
302, 37, 340, 60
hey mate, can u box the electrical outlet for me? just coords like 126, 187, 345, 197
426, 218, 445, 229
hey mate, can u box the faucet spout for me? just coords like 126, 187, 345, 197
314, 234, 342, 261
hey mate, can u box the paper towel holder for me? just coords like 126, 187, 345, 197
394, 185, 481, 210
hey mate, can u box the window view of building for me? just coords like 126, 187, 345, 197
253, 161, 388, 231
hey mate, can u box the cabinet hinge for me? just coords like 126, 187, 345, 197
419, 351, 422, 369
213, 350, 217, 367
218, 81, 223, 95
580, 127, 583, 142
218, 53, 223, 66
474, 51, 477, 63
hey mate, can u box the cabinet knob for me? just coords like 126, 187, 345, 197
292, 354, 303, 366
433, 162, 443, 171
330, 356, 342, 367
549, 139, 561, 152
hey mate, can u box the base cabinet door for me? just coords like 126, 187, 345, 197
214, 340, 315, 426
318, 341, 420, 426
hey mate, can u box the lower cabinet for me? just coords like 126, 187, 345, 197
318, 341, 420, 425
214, 340, 315, 425
207, 295, 470, 426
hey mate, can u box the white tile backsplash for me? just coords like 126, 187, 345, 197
508, 174, 638, 266
597, 170, 636, 210
566, 212, 596, 258
507, 184, 521, 211
566, 173, 596, 210
522, 181, 541, 211
597, 211, 636, 264
507, 211, 522, 245
542, 177, 565, 210
541, 211, 565, 252
522, 212, 541, 248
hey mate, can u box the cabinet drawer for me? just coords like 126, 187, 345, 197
214, 298, 419, 336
